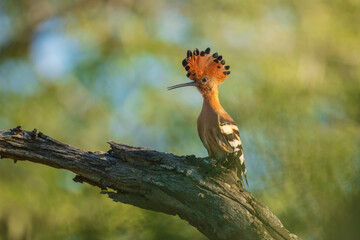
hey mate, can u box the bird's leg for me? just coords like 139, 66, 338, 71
202, 156, 217, 166
196, 156, 223, 177
221, 152, 237, 169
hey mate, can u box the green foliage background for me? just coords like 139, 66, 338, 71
0, 0, 359, 239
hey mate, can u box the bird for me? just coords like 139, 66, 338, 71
168, 47, 248, 187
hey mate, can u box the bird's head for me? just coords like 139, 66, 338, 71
168, 48, 230, 95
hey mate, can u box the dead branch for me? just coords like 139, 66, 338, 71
0, 127, 300, 240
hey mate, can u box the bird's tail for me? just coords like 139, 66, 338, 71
226, 152, 249, 188
237, 160, 248, 187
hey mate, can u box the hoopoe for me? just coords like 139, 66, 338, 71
168, 47, 248, 187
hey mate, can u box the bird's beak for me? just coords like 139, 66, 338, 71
167, 81, 198, 90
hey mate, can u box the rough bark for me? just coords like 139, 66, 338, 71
0, 127, 300, 240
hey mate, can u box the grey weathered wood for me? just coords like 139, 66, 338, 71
0, 127, 300, 240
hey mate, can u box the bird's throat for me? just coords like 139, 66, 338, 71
202, 89, 223, 112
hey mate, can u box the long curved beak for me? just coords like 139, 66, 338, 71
167, 81, 198, 90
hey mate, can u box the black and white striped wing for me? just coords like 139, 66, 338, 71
218, 117, 248, 186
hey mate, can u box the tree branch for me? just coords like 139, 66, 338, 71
0, 127, 300, 240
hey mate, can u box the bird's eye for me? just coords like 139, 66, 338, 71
202, 78, 207, 83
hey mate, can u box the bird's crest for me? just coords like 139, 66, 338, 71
182, 48, 231, 83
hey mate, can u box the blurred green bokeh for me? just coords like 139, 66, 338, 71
0, 0, 359, 239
